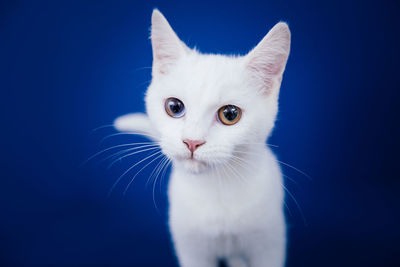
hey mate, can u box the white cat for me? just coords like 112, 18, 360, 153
114, 9, 291, 267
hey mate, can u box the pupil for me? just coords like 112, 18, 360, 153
223, 105, 238, 121
170, 100, 182, 114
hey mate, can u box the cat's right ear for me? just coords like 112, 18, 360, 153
244, 22, 291, 96
150, 9, 188, 76
114, 113, 158, 141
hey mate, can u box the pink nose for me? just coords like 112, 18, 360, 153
183, 139, 206, 153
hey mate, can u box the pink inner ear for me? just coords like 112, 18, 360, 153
247, 53, 286, 92
155, 53, 179, 74
152, 37, 181, 74
151, 11, 185, 76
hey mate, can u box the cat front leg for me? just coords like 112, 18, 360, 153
226, 256, 248, 267
244, 228, 286, 267
248, 247, 285, 267
172, 231, 219, 267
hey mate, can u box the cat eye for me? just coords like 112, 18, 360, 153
217, 105, 242, 125
165, 97, 185, 118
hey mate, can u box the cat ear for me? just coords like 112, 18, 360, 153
245, 22, 291, 95
150, 9, 188, 76
114, 113, 158, 141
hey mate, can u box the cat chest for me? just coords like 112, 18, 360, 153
169, 186, 267, 234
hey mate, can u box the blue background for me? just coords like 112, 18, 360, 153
1, 0, 399, 266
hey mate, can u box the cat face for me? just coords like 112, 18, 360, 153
145, 10, 290, 173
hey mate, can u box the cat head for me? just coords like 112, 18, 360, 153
138, 10, 290, 173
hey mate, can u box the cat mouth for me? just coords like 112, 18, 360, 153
174, 153, 208, 171
181, 157, 208, 173
186, 157, 203, 164
185, 155, 208, 164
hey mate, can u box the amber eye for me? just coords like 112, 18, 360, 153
217, 105, 242, 125
165, 97, 185, 118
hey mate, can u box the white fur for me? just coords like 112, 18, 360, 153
114, 113, 155, 135
115, 9, 291, 267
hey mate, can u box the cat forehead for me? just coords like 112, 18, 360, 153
159, 53, 252, 101
180, 53, 244, 78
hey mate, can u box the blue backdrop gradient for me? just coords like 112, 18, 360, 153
1, 0, 399, 266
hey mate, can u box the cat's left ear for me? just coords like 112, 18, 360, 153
150, 9, 189, 76
244, 22, 291, 95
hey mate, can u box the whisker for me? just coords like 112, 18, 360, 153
215, 159, 224, 190
233, 149, 311, 179
223, 152, 303, 223
108, 146, 160, 168
146, 156, 168, 188
134, 66, 152, 71
276, 160, 311, 180
239, 142, 279, 148
100, 132, 159, 144
266, 143, 279, 148
223, 153, 259, 174
219, 160, 231, 185
224, 159, 247, 185
108, 151, 163, 197
81, 143, 153, 166
137, 79, 152, 88
97, 143, 159, 164
90, 124, 115, 133
283, 200, 293, 218
152, 158, 169, 213
123, 153, 165, 195
156, 157, 170, 184
159, 158, 171, 193
283, 174, 298, 185
281, 183, 307, 226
